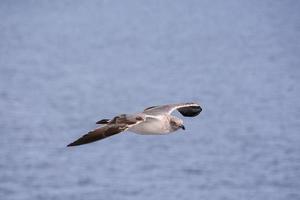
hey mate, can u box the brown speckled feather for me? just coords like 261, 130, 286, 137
67, 114, 144, 147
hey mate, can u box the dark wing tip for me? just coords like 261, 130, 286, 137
177, 105, 202, 117
66, 135, 88, 147
67, 139, 80, 147
67, 141, 84, 147
67, 143, 75, 147
66, 131, 101, 147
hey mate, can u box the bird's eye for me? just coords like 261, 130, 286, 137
170, 121, 177, 126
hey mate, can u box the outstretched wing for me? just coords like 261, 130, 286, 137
67, 125, 126, 147
143, 102, 202, 117
67, 114, 145, 147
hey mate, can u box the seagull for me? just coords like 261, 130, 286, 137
67, 102, 202, 147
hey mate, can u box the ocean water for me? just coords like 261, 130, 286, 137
0, 0, 299, 199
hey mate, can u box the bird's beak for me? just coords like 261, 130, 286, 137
180, 125, 185, 130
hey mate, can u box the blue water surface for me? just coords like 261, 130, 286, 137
0, 1, 299, 199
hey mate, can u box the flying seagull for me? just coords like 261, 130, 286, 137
67, 102, 202, 147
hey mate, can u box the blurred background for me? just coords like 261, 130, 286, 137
0, 0, 299, 199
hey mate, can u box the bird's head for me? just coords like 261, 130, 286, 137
170, 117, 185, 131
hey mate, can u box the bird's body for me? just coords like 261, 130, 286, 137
67, 102, 202, 147
128, 114, 173, 134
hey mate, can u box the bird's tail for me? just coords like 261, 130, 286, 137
96, 119, 110, 124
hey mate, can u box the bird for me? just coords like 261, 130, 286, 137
67, 102, 202, 147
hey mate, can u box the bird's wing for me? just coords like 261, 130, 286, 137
67, 114, 145, 147
143, 102, 202, 117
